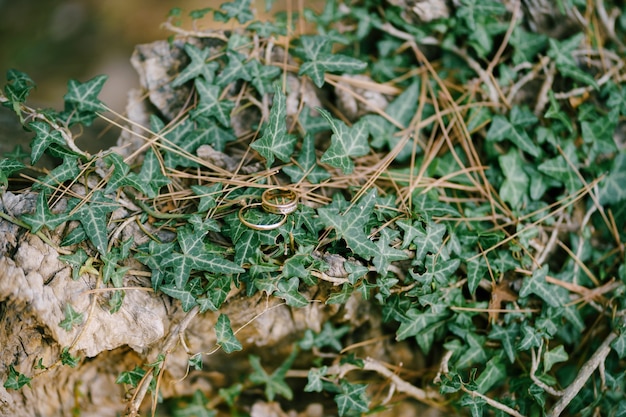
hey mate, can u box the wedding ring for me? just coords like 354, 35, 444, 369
238, 202, 287, 231
261, 188, 299, 215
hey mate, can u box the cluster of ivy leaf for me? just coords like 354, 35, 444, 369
2, 0, 626, 415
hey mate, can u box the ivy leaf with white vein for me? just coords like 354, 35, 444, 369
215, 0, 254, 23
275, 277, 309, 307
318, 108, 370, 174
159, 285, 197, 312
21, 191, 68, 233
63, 74, 107, 113
215, 314, 242, 353
137, 147, 170, 198
33, 156, 81, 192
172, 43, 218, 87
519, 266, 563, 308
68, 191, 118, 255
251, 84, 296, 166
191, 79, 235, 127
499, 149, 528, 208
373, 229, 409, 276
103, 153, 143, 194
335, 380, 370, 417
283, 133, 330, 183
215, 51, 251, 86
298, 35, 367, 87
317, 189, 378, 259
28, 121, 66, 164
411, 219, 447, 266
162, 225, 244, 289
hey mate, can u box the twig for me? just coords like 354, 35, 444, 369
547, 326, 620, 417
534, 61, 556, 115
362, 357, 439, 403
596, 0, 625, 52
124, 305, 200, 417
161, 20, 229, 41
460, 385, 526, 417
530, 344, 564, 397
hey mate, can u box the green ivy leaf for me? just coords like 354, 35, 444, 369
191, 183, 222, 213
486, 115, 540, 157
519, 267, 562, 308
537, 142, 582, 192
163, 226, 244, 289
198, 274, 231, 312
488, 323, 519, 364
28, 121, 66, 164
326, 284, 353, 305
499, 149, 529, 208
368, 80, 420, 161
0, 157, 25, 190
191, 79, 235, 127
60, 347, 80, 368
411, 219, 446, 266
475, 356, 506, 394
63, 74, 108, 113
545, 91, 574, 133
372, 229, 409, 276
3, 69, 35, 106
116, 366, 146, 387
335, 379, 370, 417
459, 392, 486, 417
58, 248, 89, 281
20, 191, 67, 233
59, 303, 84, 331
218, 383, 243, 407
298, 36, 367, 87
318, 108, 370, 173
3, 365, 32, 390
68, 192, 118, 255
599, 151, 626, 205
172, 390, 216, 417
454, 333, 488, 370
104, 153, 143, 194
194, 119, 236, 152
215, 0, 254, 23
611, 329, 626, 359
304, 366, 328, 392
215, 51, 251, 86
160, 284, 197, 312
283, 133, 331, 183
134, 240, 176, 291
395, 306, 449, 353
137, 147, 171, 198
275, 277, 309, 307
172, 43, 219, 87
250, 84, 296, 166
300, 322, 350, 352
246, 59, 281, 95
548, 34, 599, 89
248, 349, 297, 401
317, 189, 378, 259
33, 156, 81, 192
413, 255, 461, 287
543, 345, 568, 373
215, 313, 242, 353
466, 257, 487, 296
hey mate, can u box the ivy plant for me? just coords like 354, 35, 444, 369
1, 0, 626, 416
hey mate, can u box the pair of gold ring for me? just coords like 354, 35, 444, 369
238, 187, 299, 230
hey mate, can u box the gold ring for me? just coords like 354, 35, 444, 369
261, 188, 299, 215
238, 202, 287, 231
